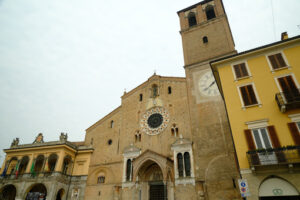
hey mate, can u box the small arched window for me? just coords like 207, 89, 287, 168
203, 36, 208, 44
184, 152, 191, 177
168, 86, 172, 94
139, 94, 143, 101
110, 120, 114, 128
126, 159, 132, 181
188, 12, 197, 27
205, 5, 216, 20
177, 153, 184, 177
97, 176, 105, 183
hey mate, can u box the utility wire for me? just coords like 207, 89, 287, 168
270, 0, 276, 41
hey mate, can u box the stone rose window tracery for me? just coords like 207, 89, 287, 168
140, 107, 169, 136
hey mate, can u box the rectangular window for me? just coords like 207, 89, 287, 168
233, 63, 249, 79
239, 84, 258, 106
277, 75, 300, 103
252, 127, 278, 165
268, 53, 287, 70
252, 128, 272, 149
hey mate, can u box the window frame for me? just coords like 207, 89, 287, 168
274, 73, 300, 93
231, 61, 251, 81
97, 176, 105, 184
266, 51, 290, 72
187, 12, 197, 27
251, 127, 273, 149
237, 83, 261, 108
205, 5, 216, 20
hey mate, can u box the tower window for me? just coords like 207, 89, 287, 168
139, 94, 143, 101
168, 86, 172, 94
203, 36, 208, 44
188, 12, 197, 27
110, 120, 114, 128
205, 5, 216, 20
108, 139, 112, 145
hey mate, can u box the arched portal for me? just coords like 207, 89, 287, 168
25, 183, 47, 200
0, 184, 17, 200
259, 177, 300, 200
137, 160, 167, 200
56, 188, 65, 200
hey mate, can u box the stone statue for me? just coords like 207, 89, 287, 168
10, 138, 19, 147
33, 133, 44, 144
60, 132, 68, 142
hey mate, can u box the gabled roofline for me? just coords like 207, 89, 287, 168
121, 75, 185, 99
86, 106, 121, 132
210, 35, 300, 66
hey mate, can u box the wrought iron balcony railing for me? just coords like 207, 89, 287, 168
247, 146, 300, 170
275, 90, 300, 112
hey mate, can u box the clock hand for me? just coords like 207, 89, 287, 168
204, 81, 216, 91
208, 81, 216, 88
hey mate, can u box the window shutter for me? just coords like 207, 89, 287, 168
240, 87, 250, 106
240, 63, 249, 77
267, 126, 281, 148
287, 122, 300, 145
234, 64, 242, 78
275, 53, 287, 68
244, 129, 256, 150
268, 55, 278, 69
247, 85, 258, 105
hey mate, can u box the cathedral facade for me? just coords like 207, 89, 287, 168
84, 0, 241, 199
0, 0, 242, 199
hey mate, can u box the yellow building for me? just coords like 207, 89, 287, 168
0, 133, 92, 200
211, 34, 300, 199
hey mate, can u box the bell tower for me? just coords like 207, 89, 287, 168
177, 0, 236, 66
177, 1, 241, 199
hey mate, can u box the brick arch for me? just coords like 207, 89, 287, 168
132, 150, 174, 182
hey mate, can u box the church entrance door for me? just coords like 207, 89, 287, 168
136, 159, 168, 200
149, 182, 167, 200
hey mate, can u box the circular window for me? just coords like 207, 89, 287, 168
147, 113, 163, 128
140, 107, 169, 135
108, 139, 112, 145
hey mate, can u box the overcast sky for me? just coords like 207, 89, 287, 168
0, 0, 300, 164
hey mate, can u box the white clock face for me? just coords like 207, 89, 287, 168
198, 71, 219, 96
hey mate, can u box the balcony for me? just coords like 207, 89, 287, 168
0, 171, 70, 183
246, 146, 300, 172
275, 90, 300, 112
